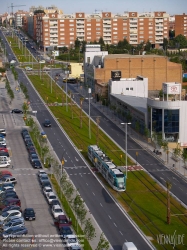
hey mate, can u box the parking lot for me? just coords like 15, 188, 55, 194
0, 112, 64, 249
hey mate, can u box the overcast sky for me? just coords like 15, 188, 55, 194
2, 0, 187, 15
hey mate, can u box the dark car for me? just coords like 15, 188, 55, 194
43, 119, 51, 127
28, 146, 36, 154
26, 143, 34, 150
1, 205, 22, 213
59, 226, 73, 239
21, 128, 28, 135
0, 226, 28, 239
25, 139, 33, 146
29, 154, 39, 163
24, 135, 31, 141
1, 193, 18, 201
22, 131, 29, 138
41, 180, 52, 188
32, 160, 42, 169
11, 109, 23, 114
0, 198, 21, 210
39, 174, 49, 184
50, 199, 61, 207
23, 208, 35, 221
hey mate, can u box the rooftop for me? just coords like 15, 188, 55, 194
105, 54, 165, 59
111, 94, 147, 114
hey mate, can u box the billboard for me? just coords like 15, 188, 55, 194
163, 83, 180, 95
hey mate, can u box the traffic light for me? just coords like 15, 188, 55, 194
67, 64, 71, 74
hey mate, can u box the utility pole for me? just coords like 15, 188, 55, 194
96, 117, 100, 146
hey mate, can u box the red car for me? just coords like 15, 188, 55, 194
0, 170, 12, 176
0, 148, 8, 152
0, 198, 21, 210
54, 215, 72, 230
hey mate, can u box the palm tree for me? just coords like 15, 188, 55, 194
80, 97, 84, 128
166, 181, 172, 224
162, 141, 169, 163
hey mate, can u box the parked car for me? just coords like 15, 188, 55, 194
43, 186, 52, 197
11, 109, 23, 114
0, 183, 15, 191
1, 205, 22, 214
39, 60, 45, 63
41, 180, 51, 188
59, 226, 73, 240
25, 66, 32, 71
26, 143, 34, 150
43, 119, 51, 127
39, 174, 49, 184
29, 154, 39, 163
32, 160, 42, 169
46, 192, 57, 204
0, 129, 6, 136
25, 140, 33, 146
21, 128, 28, 135
23, 208, 35, 221
38, 170, 46, 177
0, 210, 22, 222
69, 246, 82, 250
0, 170, 12, 177
3, 218, 25, 231
0, 186, 14, 194
0, 193, 18, 201
51, 205, 64, 219
50, 199, 61, 207
54, 214, 72, 230
63, 235, 79, 249
0, 190, 17, 198
24, 135, 31, 141
0, 198, 21, 210
0, 225, 28, 239
0, 176, 17, 185
28, 146, 36, 154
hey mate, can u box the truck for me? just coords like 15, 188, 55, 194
54, 214, 72, 230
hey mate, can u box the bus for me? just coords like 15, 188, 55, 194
88, 145, 126, 191
63, 78, 77, 84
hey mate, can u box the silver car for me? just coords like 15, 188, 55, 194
3, 218, 25, 231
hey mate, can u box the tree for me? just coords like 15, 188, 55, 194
96, 232, 110, 250
79, 97, 84, 129
144, 40, 152, 51
166, 181, 172, 224
174, 34, 187, 49
162, 141, 169, 163
83, 218, 96, 241
73, 194, 87, 226
163, 38, 169, 52
181, 150, 187, 167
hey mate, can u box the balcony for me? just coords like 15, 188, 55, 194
76, 20, 85, 24
76, 29, 85, 32
103, 37, 111, 41
103, 28, 111, 32
50, 29, 58, 33
129, 29, 137, 33
50, 34, 58, 38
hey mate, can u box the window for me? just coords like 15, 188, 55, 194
113, 36, 118, 38
60, 28, 64, 31
87, 32, 91, 35
139, 22, 144, 25
96, 23, 100, 26
123, 27, 127, 30
126, 88, 129, 90
139, 18, 144, 21
123, 23, 127, 26
87, 23, 91, 26
87, 19, 91, 22
149, 27, 153, 30
45, 29, 48, 31
60, 20, 64, 22
96, 28, 100, 30
60, 33, 64, 35
113, 23, 117, 26
96, 19, 100, 22
113, 27, 118, 30
60, 24, 64, 27
113, 19, 117, 21
113, 32, 117, 34
70, 37, 74, 40
130, 87, 133, 90
87, 37, 91, 39
96, 32, 100, 35
140, 31, 144, 34
149, 31, 153, 34
69, 24, 74, 26
87, 28, 91, 30
70, 33, 74, 35
70, 28, 74, 31
69, 20, 74, 22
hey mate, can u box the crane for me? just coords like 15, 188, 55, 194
94, 9, 103, 14
8, 3, 26, 27
9, 3, 26, 17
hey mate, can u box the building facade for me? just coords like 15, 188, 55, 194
14, 10, 29, 27
175, 13, 187, 39
32, 11, 170, 49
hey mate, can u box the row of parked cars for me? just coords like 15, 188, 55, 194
37, 169, 81, 250
0, 129, 11, 168
21, 128, 42, 168
0, 170, 36, 239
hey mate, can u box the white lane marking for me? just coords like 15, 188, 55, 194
108, 215, 111, 220
179, 187, 183, 191
86, 183, 88, 186
114, 223, 117, 227
92, 192, 95, 196
100, 203, 103, 207
119, 231, 123, 236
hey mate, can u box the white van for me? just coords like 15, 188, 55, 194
122, 242, 138, 250
0, 155, 11, 163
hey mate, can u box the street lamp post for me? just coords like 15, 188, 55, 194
88, 88, 91, 139
121, 122, 131, 179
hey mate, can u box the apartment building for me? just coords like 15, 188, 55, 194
15, 10, 29, 27
175, 13, 187, 38
34, 11, 169, 50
